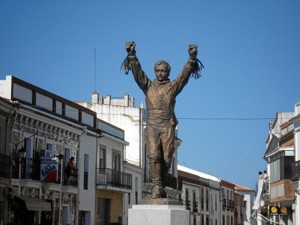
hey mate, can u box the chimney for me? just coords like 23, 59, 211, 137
92, 91, 99, 104
296, 102, 300, 116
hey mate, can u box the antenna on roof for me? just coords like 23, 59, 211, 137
94, 48, 97, 92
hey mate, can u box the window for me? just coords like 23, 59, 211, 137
206, 189, 209, 211
135, 177, 138, 204
200, 188, 204, 210
84, 154, 89, 190
193, 190, 197, 212
185, 188, 190, 210
99, 145, 106, 169
215, 194, 217, 211
78, 211, 85, 225
112, 152, 121, 171
270, 151, 294, 183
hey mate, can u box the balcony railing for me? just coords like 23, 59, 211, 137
222, 199, 227, 208
12, 157, 78, 187
192, 201, 198, 213
228, 200, 235, 210
0, 153, 11, 178
96, 168, 132, 190
12, 158, 41, 180
62, 167, 78, 187
184, 199, 191, 210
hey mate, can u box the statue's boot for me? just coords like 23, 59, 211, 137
151, 162, 167, 199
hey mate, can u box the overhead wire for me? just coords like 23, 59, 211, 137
13, 103, 277, 121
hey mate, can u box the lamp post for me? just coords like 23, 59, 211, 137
57, 154, 64, 225
18, 147, 26, 196
14, 132, 37, 196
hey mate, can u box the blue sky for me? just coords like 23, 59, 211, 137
1, 1, 300, 189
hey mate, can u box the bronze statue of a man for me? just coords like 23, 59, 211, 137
122, 42, 203, 199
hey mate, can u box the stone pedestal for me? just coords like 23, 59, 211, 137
128, 200, 189, 225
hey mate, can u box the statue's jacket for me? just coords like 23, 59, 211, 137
128, 55, 196, 129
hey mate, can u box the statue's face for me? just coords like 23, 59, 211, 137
155, 64, 169, 81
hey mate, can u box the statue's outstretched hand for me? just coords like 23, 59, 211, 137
126, 41, 136, 54
121, 41, 136, 74
188, 44, 198, 60
188, 44, 204, 79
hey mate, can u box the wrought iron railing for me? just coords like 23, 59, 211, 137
228, 200, 235, 209
12, 157, 78, 187
12, 158, 40, 180
63, 168, 78, 187
184, 199, 191, 210
0, 153, 11, 178
192, 201, 198, 212
96, 168, 132, 190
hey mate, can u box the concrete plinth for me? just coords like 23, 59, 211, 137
128, 204, 189, 225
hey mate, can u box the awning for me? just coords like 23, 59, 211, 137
15, 196, 51, 211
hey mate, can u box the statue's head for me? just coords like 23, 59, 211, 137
154, 60, 171, 81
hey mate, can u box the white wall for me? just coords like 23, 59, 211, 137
78, 132, 97, 225
92, 103, 145, 167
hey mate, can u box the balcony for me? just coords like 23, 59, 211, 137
0, 153, 11, 178
222, 199, 227, 208
192, 201, 198, 213
12, 158, 41, 180
228, 200, 235, 210
270, 179, 295, 202
96, 168, 132, 190
183, 199, 191, 210
12, 157, 78, 187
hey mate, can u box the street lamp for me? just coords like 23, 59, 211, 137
18, 147, 26, 195
57, 154, 64, 225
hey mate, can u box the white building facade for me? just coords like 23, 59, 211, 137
95, 119, 132, 225
0, 75, 99, 225
178, 165, 221, 225
253, 103, 300, 225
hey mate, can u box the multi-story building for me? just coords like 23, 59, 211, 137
77, 92, 145, 201
234, 184, 256, 225
0, 97, 14, 225
255, 104, 298, 225
261, 105, 300, 225
178, 165, 221, 225
234, 191, 244, 225
291, 102, 300, 225
95, 119, 132, 225
220, 179, 235, 225
0, 75, 99, 225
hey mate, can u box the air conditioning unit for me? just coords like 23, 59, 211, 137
40, 149, 54, 161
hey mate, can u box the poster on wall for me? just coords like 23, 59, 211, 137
40, 161, 58, 182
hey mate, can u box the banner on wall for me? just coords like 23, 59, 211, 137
40, 161, 58, 182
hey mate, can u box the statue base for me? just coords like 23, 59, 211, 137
128, 199, 189, 225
